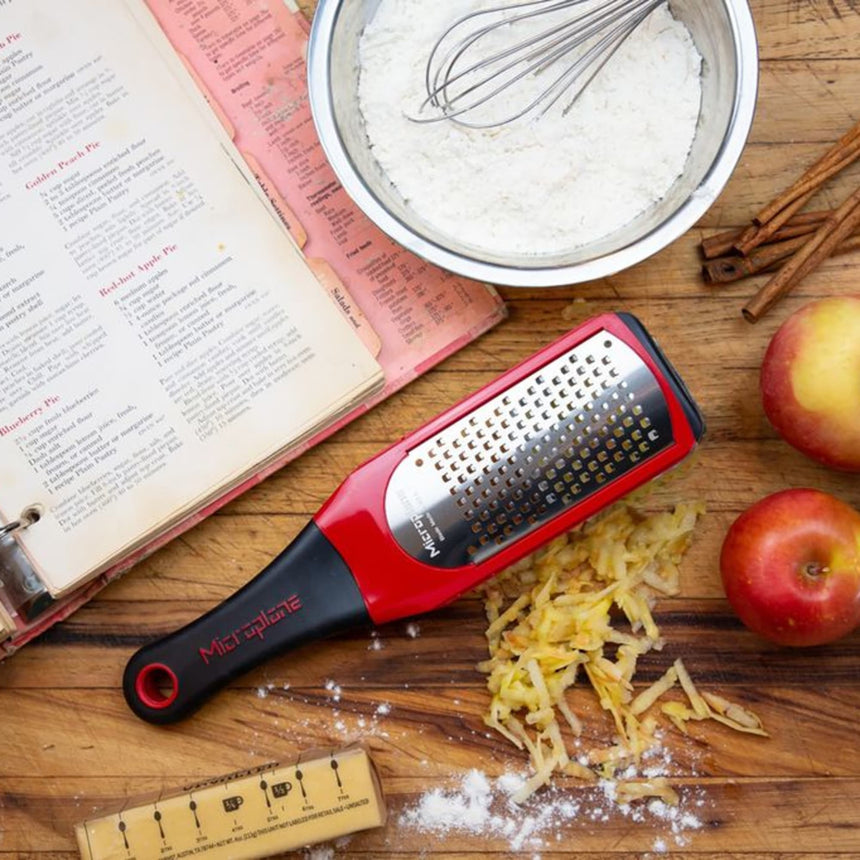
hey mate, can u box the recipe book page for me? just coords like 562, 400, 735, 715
0, 0, 383, 595
144, 0, 507, 412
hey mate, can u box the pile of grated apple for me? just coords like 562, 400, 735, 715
479, 500, 767, 804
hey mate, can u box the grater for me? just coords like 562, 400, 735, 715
124, 313, 704, 723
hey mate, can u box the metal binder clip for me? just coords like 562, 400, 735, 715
0, 507, 40, 538
0, 506, 52, 622
0, 520, 23, 538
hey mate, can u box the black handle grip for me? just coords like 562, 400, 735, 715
123, 522, 369, 724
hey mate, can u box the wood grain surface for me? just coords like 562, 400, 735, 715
3, 1, 860, 857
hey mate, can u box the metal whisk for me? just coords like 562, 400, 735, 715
414, 0, 665, 128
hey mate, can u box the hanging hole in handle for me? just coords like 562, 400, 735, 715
135, 663, 179, 709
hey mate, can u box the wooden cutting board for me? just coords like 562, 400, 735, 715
2, 1, 860, 857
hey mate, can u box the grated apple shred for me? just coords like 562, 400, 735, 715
478, 500, 767, 804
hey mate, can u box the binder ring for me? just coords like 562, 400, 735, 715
0, 521, 21, 538
0, 506, 41, 538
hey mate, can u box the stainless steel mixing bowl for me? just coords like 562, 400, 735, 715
307, 0, 759, 287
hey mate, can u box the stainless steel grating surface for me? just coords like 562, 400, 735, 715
384, 331, 674, 568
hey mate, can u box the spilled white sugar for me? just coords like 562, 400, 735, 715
399, 767, 707, 852
359, 0, 702, 255
325, 679, 343, 702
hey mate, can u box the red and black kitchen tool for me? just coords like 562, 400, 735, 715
124, 312, 704, 723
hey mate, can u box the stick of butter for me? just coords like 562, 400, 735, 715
75, 744, 386, 860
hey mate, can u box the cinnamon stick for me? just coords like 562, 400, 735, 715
734, 119, 860, 256
700, 210, 831, 260
703, 230, 860, 284
742, 185, 860, 322
753, 130, 860, 226
734, 187, 821, 255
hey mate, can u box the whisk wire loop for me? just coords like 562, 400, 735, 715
425, 0, 590, 97
413, 0, 666, 128
541, 0, 663, 118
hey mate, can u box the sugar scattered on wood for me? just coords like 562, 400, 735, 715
399, 765, 707, 852
325, 679, 343, 702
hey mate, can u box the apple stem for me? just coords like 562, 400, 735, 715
803, 562, 829, 579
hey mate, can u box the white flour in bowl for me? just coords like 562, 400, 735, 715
358, 1, 702, 256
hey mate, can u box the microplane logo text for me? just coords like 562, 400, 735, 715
410, 512, 441, 559
199, 594, 302, 664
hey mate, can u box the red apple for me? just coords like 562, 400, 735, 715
760, 295, 860, 472
720, 488, 860, 647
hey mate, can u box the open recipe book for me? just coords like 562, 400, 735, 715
0, 0, 506, 653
